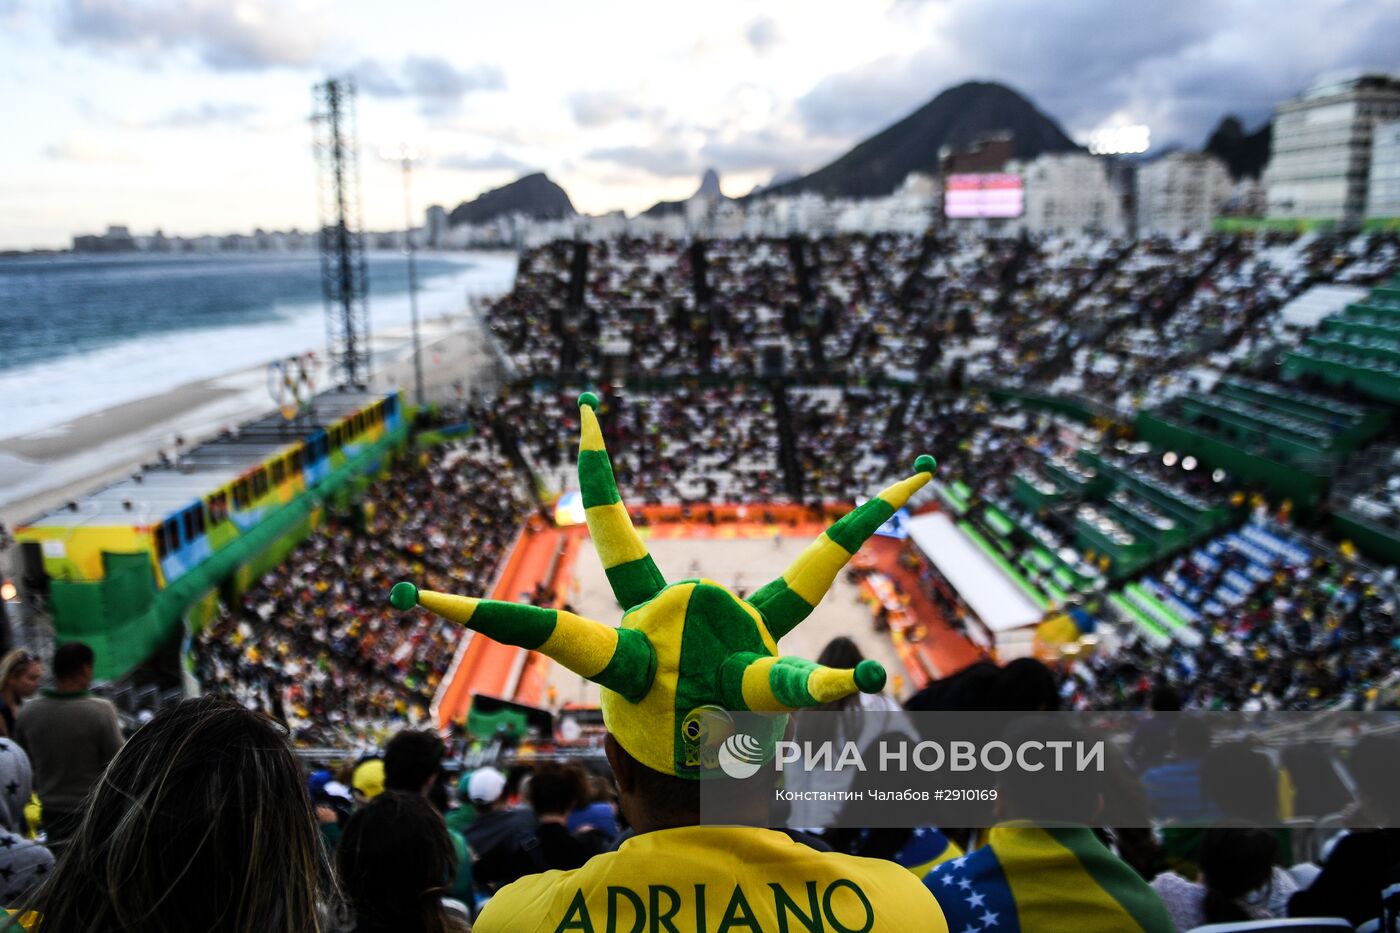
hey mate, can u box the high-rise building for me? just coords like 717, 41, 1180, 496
1264, 72, 1400, 223
1015, 153, 1125, 235
1136, 151, 1233, 233
1366, 119, 1400, 221
424, 205, 449, 249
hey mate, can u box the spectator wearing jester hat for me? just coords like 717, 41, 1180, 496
391, 392, 947, 932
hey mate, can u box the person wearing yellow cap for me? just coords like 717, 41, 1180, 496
352, 759, 386, 802
391, 392, 947, 931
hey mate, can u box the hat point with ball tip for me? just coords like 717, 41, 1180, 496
390, 391, 936, 778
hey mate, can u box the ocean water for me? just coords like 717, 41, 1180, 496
0, 251, 516, 438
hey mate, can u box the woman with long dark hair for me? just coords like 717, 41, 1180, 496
0, 650, 42, 739
336, 791, 469, 933
17, 695, 329, 933
1151, 827, 1295, 928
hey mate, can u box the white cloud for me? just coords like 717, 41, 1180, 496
43, 131, 142, 164
587, 143, 702, 178
145, 101, 261, 129
354, 56, 505, 114
700, 124, 843, 175
745, 16, 780, 54
58, 0, 333, 70
568, 89, 658, 128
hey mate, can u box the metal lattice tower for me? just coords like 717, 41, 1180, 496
311, 78, 371, 388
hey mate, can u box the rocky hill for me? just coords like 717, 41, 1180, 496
760, 81, 1081, 200
448, 172, 575, 226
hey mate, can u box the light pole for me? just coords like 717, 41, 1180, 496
382, 144, 425, 407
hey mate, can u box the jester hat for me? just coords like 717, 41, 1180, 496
390, 392, 937, 778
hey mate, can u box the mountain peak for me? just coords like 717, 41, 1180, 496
448, 173, 575, 227
1204, 115, 1272, 180
1212, 116, 1247, 141
759, 80, 1080, 200
642, 168, 728, 218
695, 168, 723, 199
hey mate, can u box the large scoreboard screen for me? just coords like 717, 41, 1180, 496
944, 173, 1024, 219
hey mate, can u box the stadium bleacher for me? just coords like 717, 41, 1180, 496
191, 428, 531, 743
179, 228, 1400, 740
1138, 375, 1389, 509
1285, 277, 1400, 405
1087, 516, 1396, 713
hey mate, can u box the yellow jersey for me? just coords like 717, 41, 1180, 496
475, 825, 947, 932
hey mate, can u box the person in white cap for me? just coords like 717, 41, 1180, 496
467, 766, 508, 807
462, 765, 542, 894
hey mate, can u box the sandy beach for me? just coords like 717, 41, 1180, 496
0, 306, 506, 529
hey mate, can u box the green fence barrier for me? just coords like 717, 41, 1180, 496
1108, 592, 1170, 644
984, 506, 1016, 539
1210, 217, 1338, 233
1124, 583, 1190, 637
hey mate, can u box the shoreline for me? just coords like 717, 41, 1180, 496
0, 307, 505, 529
0, 250, 516, 440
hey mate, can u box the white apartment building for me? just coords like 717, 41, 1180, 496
835, 173, 940, 234
1136, 151, 1233, 233
1014, 153, 1126, 235
1264, 72, 1400, 222
1367, 119, 1400, 221
1223, 178, 1268, 218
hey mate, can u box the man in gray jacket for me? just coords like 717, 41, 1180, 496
14, 642, 122, 848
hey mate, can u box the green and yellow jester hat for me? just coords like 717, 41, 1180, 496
389, 392, 937, 778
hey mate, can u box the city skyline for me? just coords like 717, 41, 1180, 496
2, 0, 1398, 250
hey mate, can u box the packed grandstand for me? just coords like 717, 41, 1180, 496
9, 227, 1400, 930
181, 230, 1400, 746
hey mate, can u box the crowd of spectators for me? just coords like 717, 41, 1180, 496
1073, 529, 1399, 712
481, 231, 1398, 420
579, 237, 697, 377
788, 386, 901, 500
603, 386, 785, 504
956, 234, 1129, 385
1028, 234, 1221, 405
701, 236, 808, 374
496, 384, 788, 505
877, 388, 1400, 719
1331, 444, 1400, 533
804, 232, 938, 377
484, 241, 572, 377
191, 436, 530, 744
1068, 233, 1375, 414
5, 638, 1399, 929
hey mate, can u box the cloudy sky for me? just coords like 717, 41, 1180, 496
2, 0, 1397, 249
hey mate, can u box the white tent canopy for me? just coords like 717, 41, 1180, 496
1278, 284, 1369, 329
906, 512, 1042, 634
